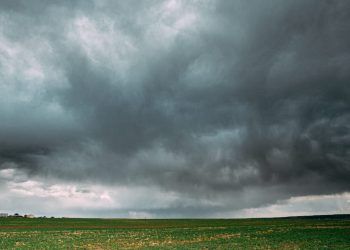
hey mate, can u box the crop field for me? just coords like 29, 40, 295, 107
0, 215, 349, 249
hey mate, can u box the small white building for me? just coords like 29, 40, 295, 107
0, 213, 8, 217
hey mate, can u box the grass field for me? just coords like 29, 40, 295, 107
0, 215, 349, 249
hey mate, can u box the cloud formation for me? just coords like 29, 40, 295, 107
0, 0, 349, 217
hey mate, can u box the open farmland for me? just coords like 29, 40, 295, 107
0, 215, 349, 249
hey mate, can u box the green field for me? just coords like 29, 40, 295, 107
0, 215, 349, 249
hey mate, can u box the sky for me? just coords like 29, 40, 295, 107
0, 0, 349, 218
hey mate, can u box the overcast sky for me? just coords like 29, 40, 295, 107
0, 0, 349, 218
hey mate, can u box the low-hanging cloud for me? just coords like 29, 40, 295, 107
0, 0, 349, 217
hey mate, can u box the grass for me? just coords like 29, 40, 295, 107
0, 215, 349, 249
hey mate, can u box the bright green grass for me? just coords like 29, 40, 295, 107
0, 215, 349, 249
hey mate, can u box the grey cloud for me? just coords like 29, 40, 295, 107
0, 0, 349, 216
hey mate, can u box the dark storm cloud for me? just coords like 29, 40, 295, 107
0, 0, 349, 214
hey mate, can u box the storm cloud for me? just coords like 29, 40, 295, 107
0, 0, 349, 217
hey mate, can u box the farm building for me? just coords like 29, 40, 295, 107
0, 213, 8, 217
